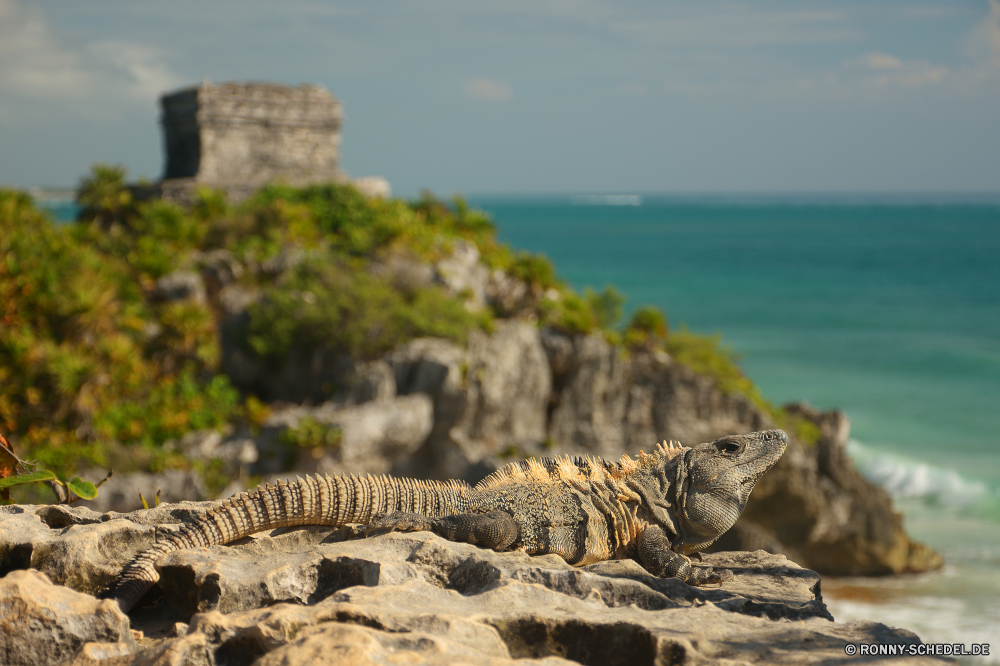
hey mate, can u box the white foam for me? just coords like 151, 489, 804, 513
827, 595, 1000, 664
847, 439, 992, 509
571, 194, 642, 206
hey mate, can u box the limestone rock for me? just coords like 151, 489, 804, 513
391, 323, 551, 480
0, 569, 136, 666
486, 268, 532, 316
0, 501, 951, 666
546, 331, 628, 458
435, 240, 490, 311
623, 348, 770, 448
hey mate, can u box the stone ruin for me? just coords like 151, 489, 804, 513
158, 81, 387, 202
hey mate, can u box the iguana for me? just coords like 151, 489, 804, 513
112, 428, 787, 612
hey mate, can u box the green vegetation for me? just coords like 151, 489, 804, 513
1, 164, 815, 503
0, 167, 553, 499
245, 257, 488, 364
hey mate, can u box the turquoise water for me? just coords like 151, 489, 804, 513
472, 194, 1000, 656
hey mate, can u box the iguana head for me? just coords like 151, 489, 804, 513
673, 428, 787, 554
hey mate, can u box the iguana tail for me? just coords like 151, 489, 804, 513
112, 473, 470, 612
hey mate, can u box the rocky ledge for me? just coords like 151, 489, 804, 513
0, 502, 951, 666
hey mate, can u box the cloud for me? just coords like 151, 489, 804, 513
465, 77, 513, 101
840, 1, 1000, 91
966, 0, 1000, 69
0, 0, 182, 120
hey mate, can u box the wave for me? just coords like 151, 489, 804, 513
570, 194, 642, 206
847, 439, 998, 512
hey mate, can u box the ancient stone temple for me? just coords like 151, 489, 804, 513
159, 81, 346, 202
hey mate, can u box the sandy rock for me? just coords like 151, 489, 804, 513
0, 569, 136, 666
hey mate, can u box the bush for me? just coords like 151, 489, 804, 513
664, 327, 769, 412
245, 258, 489, 363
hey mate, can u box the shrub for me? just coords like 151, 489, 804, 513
664, 327, 769, 413
624, 305, 668, 348
245, 258, 488, 363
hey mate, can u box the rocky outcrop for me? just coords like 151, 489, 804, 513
391, 321, 551, 480
0, 503, 951, 666
544, 333, 770, 459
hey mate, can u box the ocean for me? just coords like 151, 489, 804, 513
471, 194, 1000, 659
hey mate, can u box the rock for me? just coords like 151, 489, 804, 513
0, 569, 137, 666
623, 348, 770, 448
486, 269, 532, 316
153, 271, 206, 304
711, 404, 944, 576
546, 331, 628, 458
435, 240, 490, 311
345, 359, 397, 404
79, 469, 209, 515
543, 335, 767, 460
352, 176, 392, 199
369, 251, 436, 294
0, 501, 951, 666
260, 245, 305, 277
192, 249, 243, 298
256, 394, 434, 476
391, 322, 551, 480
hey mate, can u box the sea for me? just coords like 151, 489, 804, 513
38, 192, 1000, 656
470, 193, 1000, 660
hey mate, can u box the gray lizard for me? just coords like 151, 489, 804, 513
112, 428, 787, 612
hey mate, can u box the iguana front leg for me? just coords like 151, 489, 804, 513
370, 511, 519, 551
636, 525, 733, 585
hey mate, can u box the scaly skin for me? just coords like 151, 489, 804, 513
112, 429, 787, 612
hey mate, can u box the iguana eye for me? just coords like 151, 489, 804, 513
719, 441, 741, 454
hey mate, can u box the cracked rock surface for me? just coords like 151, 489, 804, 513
0, 503, 952, 666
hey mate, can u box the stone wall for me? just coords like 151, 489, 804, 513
160, 82, 345, 202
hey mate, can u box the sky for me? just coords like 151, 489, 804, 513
1, 0, 999, 197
